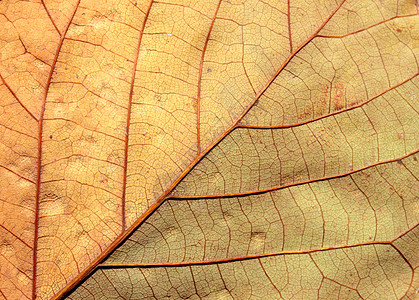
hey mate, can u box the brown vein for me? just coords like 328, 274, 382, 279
168, 150, 419, 199
121, 0, 154, 231
40, 0, 61, 35
0, 224, 32, 249
0, 74, 38, 121
98, 225, 417, 268
0, 165, 35, 184
287, 0, 292, 53
197, 0, 222, 154
316, 14, 418, 39
32, 1, 82, 298
237, 73, 418, 129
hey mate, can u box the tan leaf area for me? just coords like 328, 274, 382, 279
0, 0, 417, 299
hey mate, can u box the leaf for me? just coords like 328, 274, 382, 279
0, 0, 418, 299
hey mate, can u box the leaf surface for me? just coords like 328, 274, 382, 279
0, 0, 418, 299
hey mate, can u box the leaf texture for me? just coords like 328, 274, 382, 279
0, 0, 418, 299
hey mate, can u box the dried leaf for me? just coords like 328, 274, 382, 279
0, 0, 418, 299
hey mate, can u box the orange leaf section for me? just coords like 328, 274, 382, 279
0, 0, 418, 299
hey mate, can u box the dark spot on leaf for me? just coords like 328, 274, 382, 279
155, 94, 163, 102
49, 135, 53, 139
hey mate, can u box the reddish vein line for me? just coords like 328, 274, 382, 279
0, 74, 38, 121
121, 0, 154, 232
32, 1, 81, 299
0, 165, 35, 184
168, 150, 419, 199
97, 241, 400, 268
99, 223, 418, 269
197, 0, 222, 154
236, 73, 418, 129
394, 223, 419, 248
391, 244, 415, 299
0, 223, 32, 249
287, 0, 292, 53
0, 124, 37, 140
316, 14, 418, 39
40, 0, 61, 35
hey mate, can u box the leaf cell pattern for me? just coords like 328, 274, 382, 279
0, 0, 418, 299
